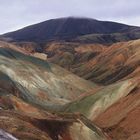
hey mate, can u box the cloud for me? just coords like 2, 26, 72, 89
0, 0, 139, 34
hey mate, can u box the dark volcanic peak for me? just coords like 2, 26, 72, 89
2, 17, 140, 43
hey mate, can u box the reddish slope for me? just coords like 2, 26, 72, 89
94, 80, 140, 140
45, 41, 106, 70
71, 39, 140, 84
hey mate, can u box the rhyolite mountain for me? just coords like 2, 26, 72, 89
1, 17, 140, 140
2, 17, 140, 44
1, 40, 140, 140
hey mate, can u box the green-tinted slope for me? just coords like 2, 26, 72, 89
0, 47, 96, 111
63, 79, 138, 119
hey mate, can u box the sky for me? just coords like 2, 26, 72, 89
0, 0, 140, 34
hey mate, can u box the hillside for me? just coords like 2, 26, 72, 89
41, 39, 140, 85
71, 39, 140, 84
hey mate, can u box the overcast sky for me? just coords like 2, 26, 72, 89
0, 0, 140, 34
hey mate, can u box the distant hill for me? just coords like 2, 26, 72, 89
2, 17, 140, 44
